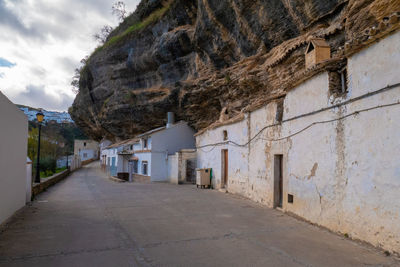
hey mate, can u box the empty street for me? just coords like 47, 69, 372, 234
0, 162, 398, 267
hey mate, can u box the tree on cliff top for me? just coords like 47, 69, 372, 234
71, 56, 88, 94
93, 25, 114, 44
112, 1, 127, 22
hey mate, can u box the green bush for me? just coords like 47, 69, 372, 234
40, 157, 56, 174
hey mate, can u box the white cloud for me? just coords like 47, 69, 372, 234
0, 0, 140, 111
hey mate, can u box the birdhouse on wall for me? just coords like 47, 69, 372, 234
305, 38, 331, 69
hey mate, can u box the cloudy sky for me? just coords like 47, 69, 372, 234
0, 0, 140, 111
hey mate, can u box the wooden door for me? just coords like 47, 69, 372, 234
274, 155, 283, 208
223, 150, 228, 186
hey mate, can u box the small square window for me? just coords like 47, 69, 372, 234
288, 194, 294, 204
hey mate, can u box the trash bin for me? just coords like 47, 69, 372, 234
196, 168, 211, 188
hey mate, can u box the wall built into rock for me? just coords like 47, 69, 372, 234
196, 30, 400, 253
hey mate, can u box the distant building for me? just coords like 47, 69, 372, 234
103, 114, 196, 182
74, 140, 99, 161
0, 92, 28, 225
102, 138, 139, 180
18, 106, 73, 123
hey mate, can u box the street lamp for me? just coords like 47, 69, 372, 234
35, 112, 44, 183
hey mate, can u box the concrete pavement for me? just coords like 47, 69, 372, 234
0, 162, 398, 266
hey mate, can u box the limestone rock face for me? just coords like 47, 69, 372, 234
70, 0, 398, 140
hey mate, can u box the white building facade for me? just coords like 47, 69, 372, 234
0, 92, 28, 225
74, 139, 99, 161
196, 30, 400, 253
103, 121, 195, 182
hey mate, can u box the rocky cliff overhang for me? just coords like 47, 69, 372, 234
69, 0, 400, 141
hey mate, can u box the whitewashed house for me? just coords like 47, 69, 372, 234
196, 29, 400, 253
103, 113, 195, 182
103, 138, 139, 180
102, 141, 124, 177
74, 139, 99, 161
0, 92, 28, 225
134, 117, 195, 182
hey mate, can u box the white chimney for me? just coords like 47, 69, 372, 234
166, 112, 175, 128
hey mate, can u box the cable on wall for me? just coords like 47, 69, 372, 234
196, 82, 400, 151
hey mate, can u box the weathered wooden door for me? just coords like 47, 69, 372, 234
223, 150, 228, 186
274, 155, 283, 208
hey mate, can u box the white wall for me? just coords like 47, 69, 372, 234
150, 152, 166, 181
79, 149, 95, 161
136, 152, 151, 176
0, 92, 28, 225
281, 31, 400, 252
196, 116, 250, 190
151, 122, 195, 182
152, 122, 195, 156
195, 31, 400, 253
167, 153, 179, 184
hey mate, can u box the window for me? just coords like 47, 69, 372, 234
130, 145, 133, 150
84, 142, 86, 147
133, 160, 138, 173
143, 138, 148, 149
339, 67, 348, 93
223, 130, 228, 141
275, 99, 284, 123
83, 153, 87, 158
329, 61, 348, 97
142, 161, 148, 175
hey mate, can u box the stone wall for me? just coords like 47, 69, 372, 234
168, 149, 196, 184
32, 170, 71, 197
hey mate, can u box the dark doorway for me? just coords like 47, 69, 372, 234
222, 149, 228, 187
186, 160, 196, 184
274, 155, 283, 208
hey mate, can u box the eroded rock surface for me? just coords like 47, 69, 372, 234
70, 0, 399, 140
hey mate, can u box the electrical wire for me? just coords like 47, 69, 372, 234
196, 82, 400, 151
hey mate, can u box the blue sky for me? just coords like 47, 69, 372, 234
0, 0, 140, 111
0, 57, 16, 67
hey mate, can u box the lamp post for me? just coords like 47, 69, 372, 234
35, 112, 45, 183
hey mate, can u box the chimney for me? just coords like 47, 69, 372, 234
166, 112, 175, 128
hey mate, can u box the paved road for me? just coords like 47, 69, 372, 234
0, 162, 398, 267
